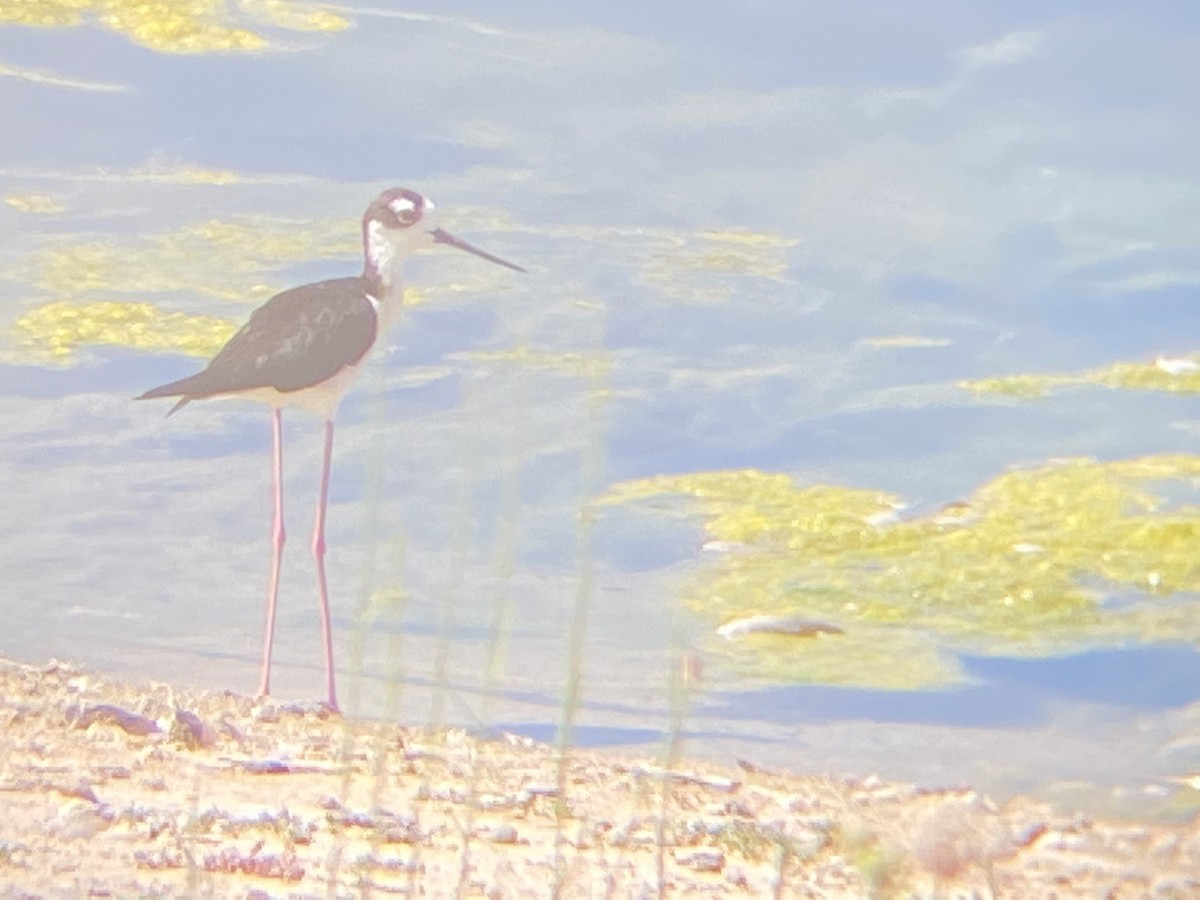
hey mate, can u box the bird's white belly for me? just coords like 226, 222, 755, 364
230, 360, 369, 419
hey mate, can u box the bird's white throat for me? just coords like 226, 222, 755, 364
364, 218, 408, 294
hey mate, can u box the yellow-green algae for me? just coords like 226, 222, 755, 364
962, 355, 1200, 398
12, 286, 435, 363
602, 458, 1200, 690
22, 218, 360, 304
0, 0, 348, 54
5, 207, 516, 362
7, 216, 357, 363
141, 165, 240, 185
13, 300, 236, 360
456, 346, 612, 379
4, 193, 66, 214
443, 220, 796, 303
687, 230, 800, 279
638, 228, 800, 302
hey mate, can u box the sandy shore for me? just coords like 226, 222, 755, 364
0, 657, 1197, 897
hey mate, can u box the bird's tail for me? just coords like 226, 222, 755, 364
136, 375, 202, 417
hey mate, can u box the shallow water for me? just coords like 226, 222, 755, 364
2, 2, 1199, 810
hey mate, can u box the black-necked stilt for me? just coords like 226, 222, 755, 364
138, 188, 525, 711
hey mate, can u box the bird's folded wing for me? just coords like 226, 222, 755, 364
145, 277, 379, 400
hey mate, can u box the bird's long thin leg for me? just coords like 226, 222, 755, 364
257, 407, 286, 698
312, 417, 339, 712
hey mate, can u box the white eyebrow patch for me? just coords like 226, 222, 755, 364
388, 197, 418, 215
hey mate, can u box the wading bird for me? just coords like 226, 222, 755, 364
139, 188, 525, 711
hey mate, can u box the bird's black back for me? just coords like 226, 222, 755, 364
138, 277, 379, 403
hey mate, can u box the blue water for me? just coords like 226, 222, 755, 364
1, 2, 1198, 803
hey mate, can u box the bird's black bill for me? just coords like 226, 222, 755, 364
431, 228, 526, 273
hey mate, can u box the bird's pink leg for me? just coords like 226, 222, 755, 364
257, 407, 286, 698
312, 418, 339, 712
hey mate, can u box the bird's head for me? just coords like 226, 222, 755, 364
362, 188, 525, 286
